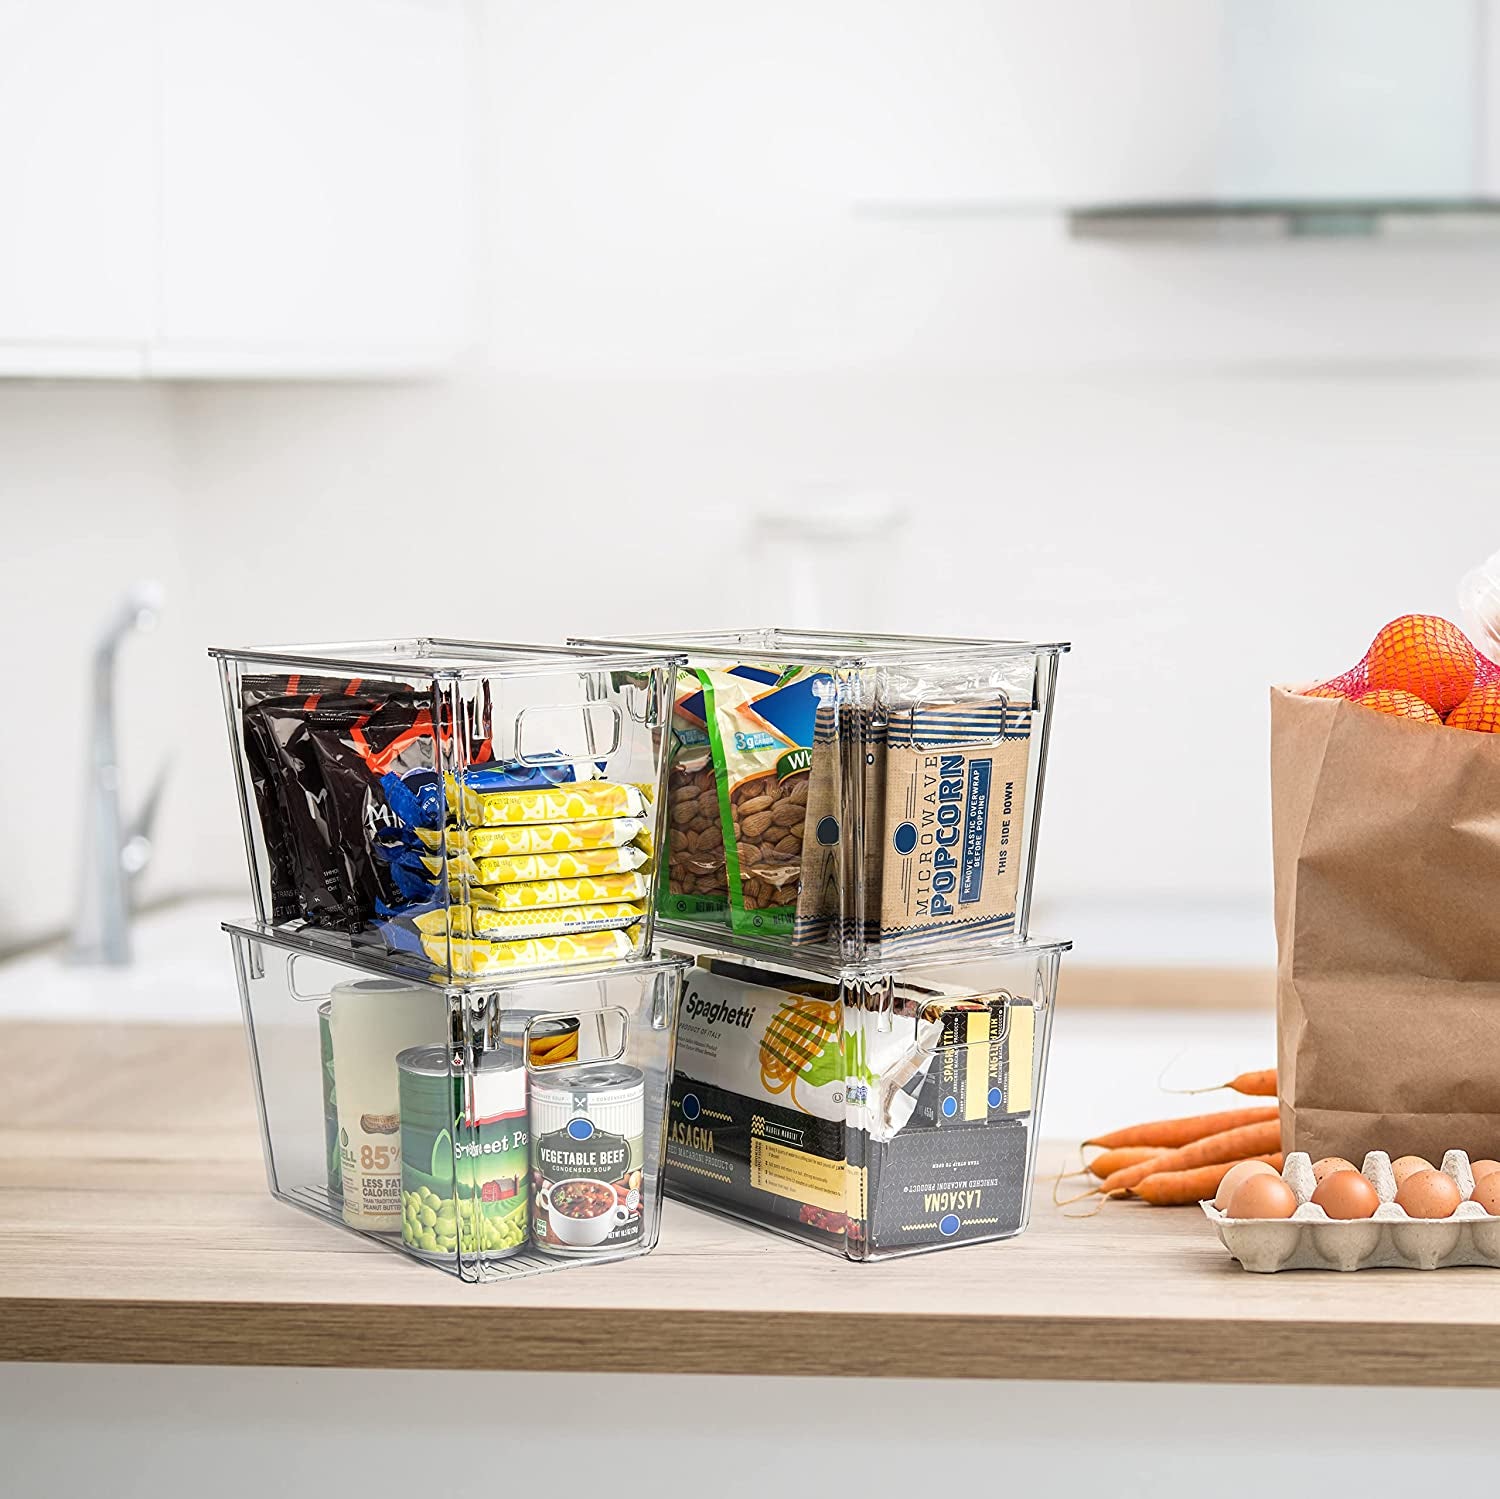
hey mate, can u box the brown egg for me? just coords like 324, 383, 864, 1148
1391, 1155, 1434, 1186
1310, 1170, 1380, 1220
1469, 1159, 1500, 1184
1225, 1173, 1299, 1220
1213, 1159, 1280, 1210
1394, 1168, 1461, 1219
1472, 1175, 1500, 1216
1312, 1156, 1358, 1185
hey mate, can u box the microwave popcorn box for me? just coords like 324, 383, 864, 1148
1204, 1151, 1500, 1273
225, 919, 688, 1282
659, 935, 1067, 1261
568, 629, 1068, 966
210, 639, 682, 982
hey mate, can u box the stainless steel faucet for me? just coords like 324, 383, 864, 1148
69, 584, 167, 966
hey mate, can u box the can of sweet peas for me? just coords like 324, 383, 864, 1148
398, 1046, 530, 1261
531, 1063, 645, 1254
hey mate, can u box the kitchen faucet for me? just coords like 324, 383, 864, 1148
69, 583, 166, 966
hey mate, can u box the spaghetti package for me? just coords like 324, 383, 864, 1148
666, 960, 1036, 1254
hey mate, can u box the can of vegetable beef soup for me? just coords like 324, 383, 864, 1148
531, 1063, 645, 1254
398, 1046, 530, 1261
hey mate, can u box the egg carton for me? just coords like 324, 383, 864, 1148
1202, 1151, 1500, 1272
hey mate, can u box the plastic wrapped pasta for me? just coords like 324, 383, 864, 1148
447, 778, 648, 828
421, 844, 649, 887
423, 928, 641, 975
412, 818, 646, 857
411, 901, 645, 941
463, 871, 650, 911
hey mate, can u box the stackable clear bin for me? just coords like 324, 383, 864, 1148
662, 935, 1068, 1261
569, 629, 1067, 965
226, 920, 688, 1282
211, 640, 682, 982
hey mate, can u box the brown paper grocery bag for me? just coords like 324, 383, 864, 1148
1272, 685, 1500, 1165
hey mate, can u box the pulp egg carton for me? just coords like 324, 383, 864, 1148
1203, 1150, 1500, 1272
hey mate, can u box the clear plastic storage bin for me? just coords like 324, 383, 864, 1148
226, 920, 688, 1281
661, 935, 1068, 1260
569, 629, 1067, 964
211, 640, 681, 981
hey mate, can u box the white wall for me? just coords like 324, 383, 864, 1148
0, 385, 189, 948
6, 3, 1500, 960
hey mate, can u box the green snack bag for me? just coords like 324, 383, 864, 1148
659, 667, 731, 924
702, 664, 831, 939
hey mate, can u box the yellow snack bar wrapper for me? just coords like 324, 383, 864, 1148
412, 901, 645, 941
448, 778, 648, 827
421, 844, 648, 886
422, 927, 640, 975
413, 817, 646, 856
465, 871, 650, 911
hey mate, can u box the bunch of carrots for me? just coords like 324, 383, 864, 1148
1066, 1068, 1280, 1207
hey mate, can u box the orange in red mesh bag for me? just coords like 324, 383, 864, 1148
1304, 612, 1500, 727
1449, 683, 1500, 733
1356, 688, 1442, 724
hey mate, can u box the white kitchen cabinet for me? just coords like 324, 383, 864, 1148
152, 0, 470, 375
0, 0, 471, 379
0, 2, 156, 373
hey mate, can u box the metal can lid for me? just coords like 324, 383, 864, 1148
317, 1000, 331, 1017
396, 1045, 522, 1077
531, 1061, 644, 1099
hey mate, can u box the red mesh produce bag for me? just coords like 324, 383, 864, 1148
1307, 613, 1500, 717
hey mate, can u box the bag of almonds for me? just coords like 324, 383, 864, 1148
659, 669, 731, 922
702, 664, 830, 939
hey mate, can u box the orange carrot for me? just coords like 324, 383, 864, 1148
1098, 1120, 1282, 1196
1084, 1105, 1277, 1151
1084, 1146, 1169, 1180
1130, 1153, 1285, 1206
1169, 1068, 1278, 1098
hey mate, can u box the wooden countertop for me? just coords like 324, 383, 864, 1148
3, 1021, 1496, 1386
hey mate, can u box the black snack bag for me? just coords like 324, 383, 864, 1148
240, 674, 447, 932
239, 687, 302, 923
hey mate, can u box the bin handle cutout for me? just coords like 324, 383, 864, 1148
914, 989, 1015, 1055
285, 951, 333, 1004
513, 701, 622, 766
522, 1004, 630, 1070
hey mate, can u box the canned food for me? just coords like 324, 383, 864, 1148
317, 1001, 341, 1203
330, 978, 447, 1232
398, 1046, 530, 1261
498, 1010, 581, 1068
531, 1063, 645, 1254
